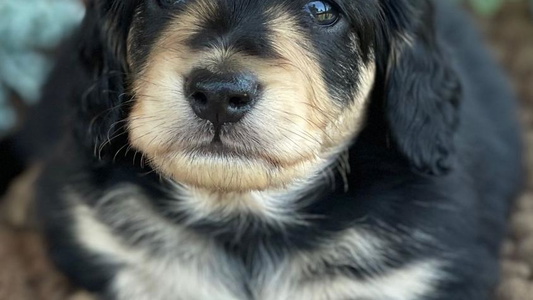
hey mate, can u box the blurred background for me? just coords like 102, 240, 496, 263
0, 0, 532, 299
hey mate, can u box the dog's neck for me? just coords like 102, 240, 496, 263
170, 179, 317, 227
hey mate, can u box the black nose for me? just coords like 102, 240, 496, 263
185, 69, 260, 126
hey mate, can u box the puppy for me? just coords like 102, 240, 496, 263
28, 0, 523, 299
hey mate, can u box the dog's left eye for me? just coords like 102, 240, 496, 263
305, 1, 340, 26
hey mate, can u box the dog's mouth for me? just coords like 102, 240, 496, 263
189, 140, 251, 159
129, 101, 330, 191
175, 127, 274, 165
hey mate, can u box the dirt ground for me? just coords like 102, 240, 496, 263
1, 2, 533, 300
480, 2, 533, 299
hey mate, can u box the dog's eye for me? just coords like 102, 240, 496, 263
305, 1, 340, 26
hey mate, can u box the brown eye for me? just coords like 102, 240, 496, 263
305, 1, 340, 26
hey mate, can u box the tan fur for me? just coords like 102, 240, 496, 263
128, 2, 375, 196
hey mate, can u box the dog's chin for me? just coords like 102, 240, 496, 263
148, 145, 323, 193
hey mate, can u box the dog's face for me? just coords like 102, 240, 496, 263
126, 0, 377, 192
85, 0, 459, 196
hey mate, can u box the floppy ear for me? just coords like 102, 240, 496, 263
74, 0, 139, 159
379, 0, 461, 175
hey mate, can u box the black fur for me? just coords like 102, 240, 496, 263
3, 0, 524, 299
0, 137, 24, 195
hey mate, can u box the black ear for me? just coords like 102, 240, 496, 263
380, 0, 461, 175
74, 0, 139, 159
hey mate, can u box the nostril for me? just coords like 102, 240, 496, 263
228, 95, 251, 110
191, 91, 208, 106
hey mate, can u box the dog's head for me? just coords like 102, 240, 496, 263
81, 0, 459, 193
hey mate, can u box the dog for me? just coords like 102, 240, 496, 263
8, 0, 523, 299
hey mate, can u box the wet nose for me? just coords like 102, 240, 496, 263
185, 69, 260, 126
